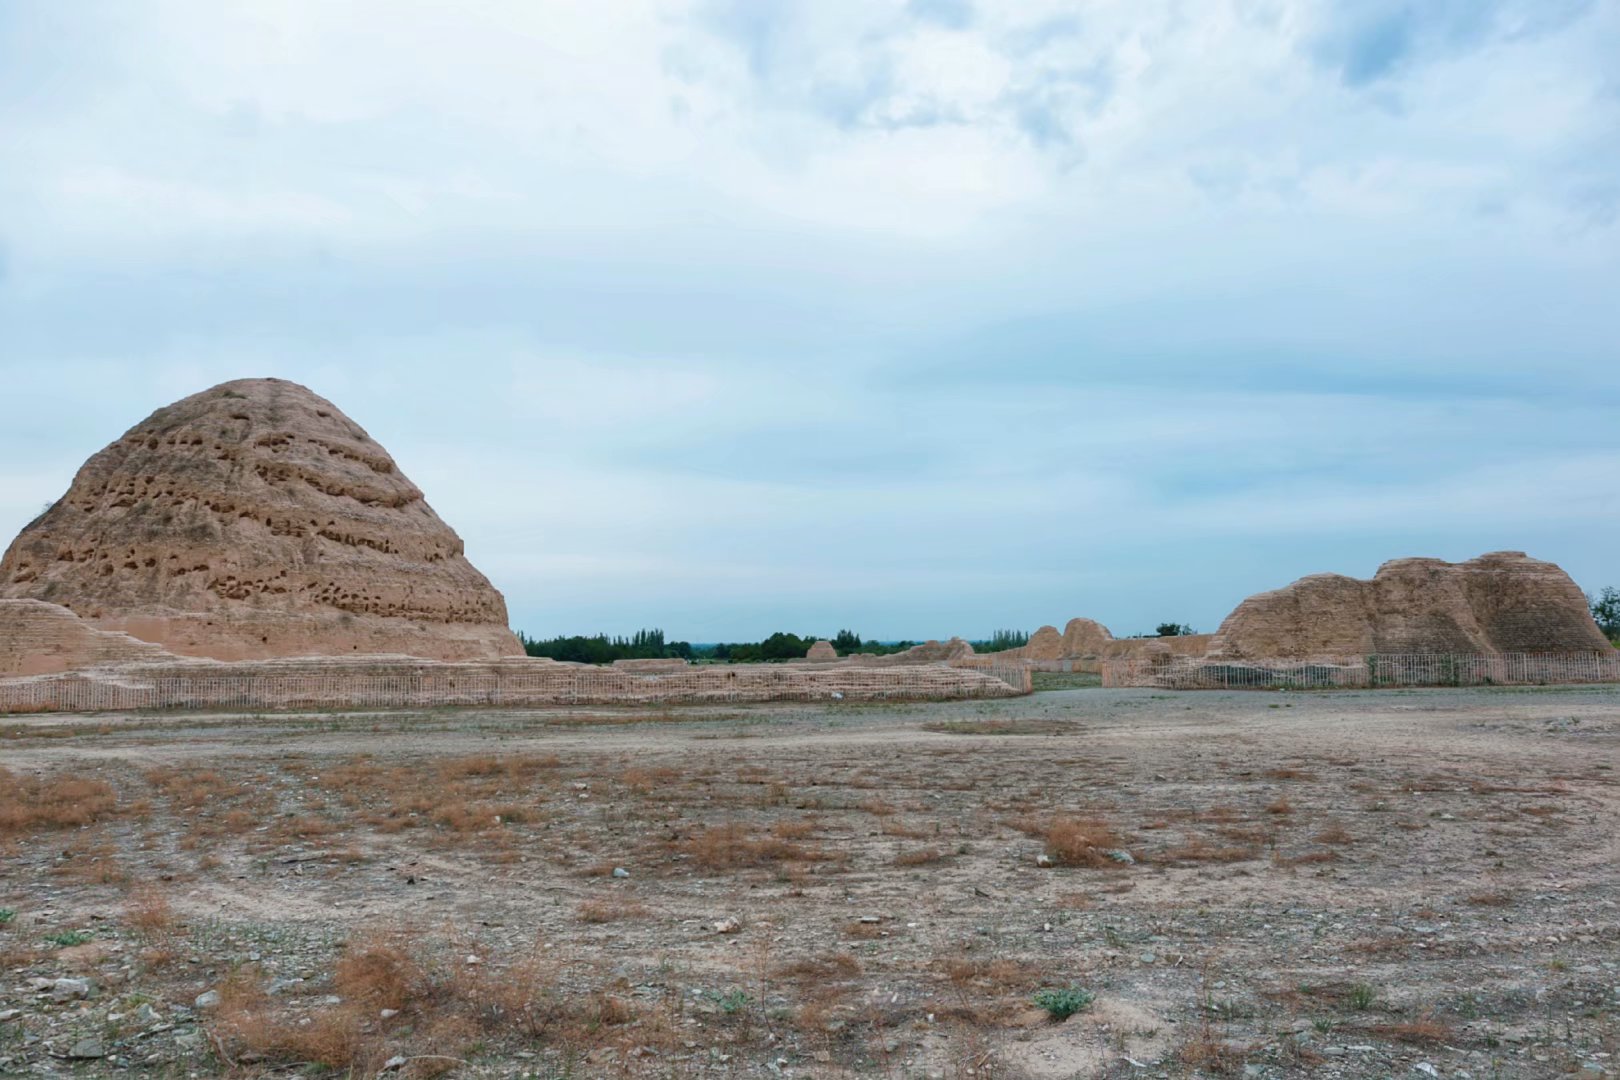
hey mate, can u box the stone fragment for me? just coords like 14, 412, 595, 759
68, 1037, 106, 1059
50, 978, 91, 1002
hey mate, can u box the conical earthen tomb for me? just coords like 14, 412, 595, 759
0, 378, 522, 661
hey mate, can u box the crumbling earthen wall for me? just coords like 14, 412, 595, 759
995, 618, 1210, 668
1208, 551, 1613, 659
857, 638, 977, 666
0, 652, 1025, 713
0, 594, 1028, 711
0, 599, 172, 676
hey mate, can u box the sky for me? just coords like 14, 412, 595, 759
1, 0, 1617, 642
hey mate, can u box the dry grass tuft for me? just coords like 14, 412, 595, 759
1312, 822, 1355, 846
939, 957, 1030, 991
1366, 1013, 1455, 1045
921, 718, 1076, 736
125, 887, 174, 934
775, 951, 862, 982
211, 933, 632, 1071
682, 823, 828, 869
894, 847, 949, 867
577, 898, 650, 923
0, 768, 120, 833
771, 817, 820, 841
1163, 838, 1259, 864
1043, 816, 1121, 868
621, 766, 678, 792
1273, 848, 1339, 866
1178, 1030, 1248, 1075
333, 936, 424, 1011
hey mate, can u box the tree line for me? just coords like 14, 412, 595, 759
519, 592, 1619, 665
517, 627, 1040, 665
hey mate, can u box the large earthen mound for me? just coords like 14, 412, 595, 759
1008, 618, 1116, 661
0, 378, 522, 661
1208, 551, 1611, 659
805, 640, 838, 661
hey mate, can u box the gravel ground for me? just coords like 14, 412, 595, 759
1, 684, 1617, 1079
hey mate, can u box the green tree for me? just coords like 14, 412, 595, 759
975, 629, 1030, 653
832, 629, 863, 654
1591, 587, 1620, 640
757, 631, 811, 661
517, 628, 683, 664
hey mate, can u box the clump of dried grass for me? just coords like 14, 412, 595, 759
1044, 816, 1121, 867
682, 823, 829, 869
577, 898, 649, 923
211, 932, 640, 1072
0, 768, 120, 834
894, 847, 949, 867
125, 888, 174, 934
1365, 1013, 1454, 1045
1162, 838, 1258, 864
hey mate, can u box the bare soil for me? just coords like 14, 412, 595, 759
2, 685, 1617, 1078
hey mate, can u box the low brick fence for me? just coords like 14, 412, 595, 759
1101, 652, 1620, 690
0, 660, 1029, 714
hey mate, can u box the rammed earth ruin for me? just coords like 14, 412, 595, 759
0, 380, 1612, 707
0, 379, 1023, 706
1, 378, 521, 662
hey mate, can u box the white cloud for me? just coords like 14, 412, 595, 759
1, 0, 1617, 636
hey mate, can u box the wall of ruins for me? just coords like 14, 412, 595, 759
0, 654, 1028, 714
0, 599, 173, 676
1102, 651, 1620, 690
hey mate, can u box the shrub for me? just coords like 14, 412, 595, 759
711, 989, 752, 1015
1032, 986, 1095, 1021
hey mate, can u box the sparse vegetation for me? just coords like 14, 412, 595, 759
1031, 670, 1103, 690
1591, 585, 1620, 640
921, 717, 1076, 735
1032, 985, 1095, 1020
0, 768, 119, 833
0, 687, 1611, 1076
1039, 815, 1123, 867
